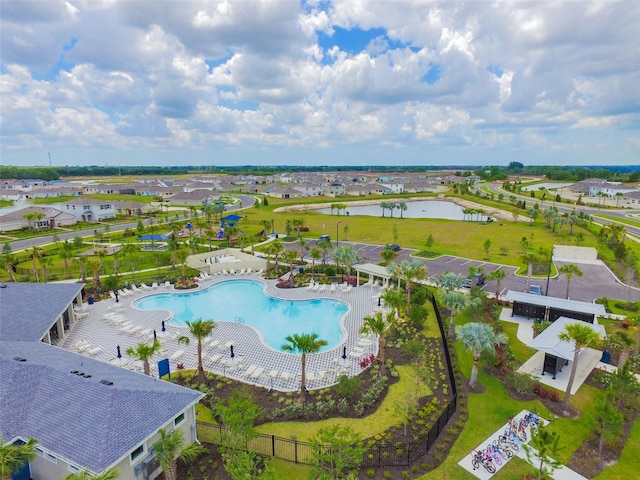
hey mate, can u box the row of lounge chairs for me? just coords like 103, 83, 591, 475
74, 339, 102, 356
108, 282, 172, 300
306, 282, 352, 292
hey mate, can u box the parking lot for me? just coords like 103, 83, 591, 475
283, 240, 640, 303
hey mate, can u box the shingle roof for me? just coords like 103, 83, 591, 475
0, 283, 85, 341
504, 290, 606, 316
0, 341, 203, 473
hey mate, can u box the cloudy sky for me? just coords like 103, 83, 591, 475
1, 0, 638, 168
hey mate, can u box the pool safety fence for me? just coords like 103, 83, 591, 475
196, 293, 458, 468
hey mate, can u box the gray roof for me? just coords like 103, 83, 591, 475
527, 317, 606, 360
0, 341, 203, 473
0, 283, 85, 341
505, 290, 606, 316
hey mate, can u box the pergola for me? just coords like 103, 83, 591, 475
504, 291, 606, 323
353, 263, 392, 286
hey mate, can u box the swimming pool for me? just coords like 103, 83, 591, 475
134, 280, 348, 353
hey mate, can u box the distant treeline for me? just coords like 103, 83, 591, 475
0, 163, 638, 182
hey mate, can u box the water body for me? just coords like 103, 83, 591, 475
316, 200, 469, 220
134, 279, 348, 352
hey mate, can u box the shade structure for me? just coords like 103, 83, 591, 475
527, 317, 606, 361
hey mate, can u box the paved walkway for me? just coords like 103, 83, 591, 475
60, 273, 383, 391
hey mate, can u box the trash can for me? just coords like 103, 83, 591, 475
88, 296, 94, 305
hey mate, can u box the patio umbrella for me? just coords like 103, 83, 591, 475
117, 345, 122, 365
342, 345, 347, 360
153, 330, 157, 340
161, 320, 166, 332
230, 345, 235, 361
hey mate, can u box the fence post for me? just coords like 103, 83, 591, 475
294, 439, 298, 464
272, 435, 275, 457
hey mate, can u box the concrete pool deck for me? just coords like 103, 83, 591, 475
60, 273, 383, 391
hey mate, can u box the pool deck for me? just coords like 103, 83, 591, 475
60, 273, 384, 391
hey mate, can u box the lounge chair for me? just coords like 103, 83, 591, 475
244, 365, 258, 377
209, 339, 220, 348
306, 282, 314, 290
208, 354, 222, 364
170, 350, 184, 360
239, 268, 246, 275
164, 281, 171, 288
230, 268, 236, 274
74, 304, 88, 312
140, 283, 150, 289
222, 269, 229, 275
87, 346, 102, 356
330, 283, 337, 291
74, 311, 89, 319
131, 284, 140, 292
246, 267, 252, 274
250, 367, 265, 379
256, 268, 263, 275
152, 282, 158, 289
109, 291, 117, 299
75, 340, 91, 352
280, 371, 293, 382
318, 284, 327, 292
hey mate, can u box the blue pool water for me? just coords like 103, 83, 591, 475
134, 280, 348, 352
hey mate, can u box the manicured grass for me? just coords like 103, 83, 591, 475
256, 365, 431, 442
195, 403, 216, 424
271, 458, 313, 478
592, 214, 640, 229
596, 411, 640, 480
501, 322, 537, 365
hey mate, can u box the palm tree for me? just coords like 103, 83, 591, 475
521, 252, 540, 293
282, 249, 300, 287
334, 245, 362, 280
440, 290, 474, 337
360, 310, 394, 371
281, 333, 328, 403
380, 246, 399, 266
559, 263, 583, 299
388, 260, 427, 307
436, 271, 465, 292
309, 247, 321, 280
558, 322, 603, 407
380, 286, 407, 319
487, 268, 506, 299
456, 322, 508, 387
153, 428, 207, 480
64, 467, 119, 480
30, 247, 40, 282
397, 202, 408, 218
317, 238, 332, 265
0, 437, 37, 480
74, 255, 88, 282
178, 319, 216, 384
126, 340, 162, 376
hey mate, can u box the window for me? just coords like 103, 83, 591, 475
174, 412, 185, 427
35, 447, 45, 457
130, 444, 145, 463
68, 464, 80, 473
46, 453, 58, 464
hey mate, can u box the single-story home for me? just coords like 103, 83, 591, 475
0, 206, 76, 232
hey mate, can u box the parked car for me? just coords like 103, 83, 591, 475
386, 243, 401, 252
463, 273, 486, 288
317, 234, 331, 244
529, 285, 543, 295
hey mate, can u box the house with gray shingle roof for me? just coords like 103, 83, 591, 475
0, 283, 204, 480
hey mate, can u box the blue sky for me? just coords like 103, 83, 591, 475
1, 0, 638, 167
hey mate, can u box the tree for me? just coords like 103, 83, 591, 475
281, 333, 328, 403
558, 322, 603, 407
440, 290, 474, 337
360, 310, 394, 371
397, 202, 408, 218
333, 245, 363, 280
455, 322, 507, 386
523, 426, 564, 480
309, 247, 321, 279
0, 437, 37, 480
152, 428, 207, 480
424, 234, 435, 254
215, 387, 261, 448
310, 425, 365, 480
436, 271, 465, 292
126, 340, 162, 376
521, 252, 540, 293
559, 263, 583, 299
0, 245, 16, 282
388, 259, 427, 307
178, 319, 216, 384
60, 240, 74, 278
483, 239, 492, 258
487, 268, 506, 299
282, 249, 300, 287
317, 238, 332, 265
64, 468, 119, 480
39, 255, 53, 282
379, 246, 398, 266
380, 286, 407, 319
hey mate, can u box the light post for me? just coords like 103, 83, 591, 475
336, 221, 341, 248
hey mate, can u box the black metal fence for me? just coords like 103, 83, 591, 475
197, 292, 458, 468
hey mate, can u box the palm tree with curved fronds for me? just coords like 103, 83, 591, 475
360, 310, 395, 372
487, 268, 506, 299
380, 286, 407, 319
436, 271, 465, 293
440, 290, 475, 338
153, 428, 207, 480
126, 340, 162, 376
64, 467, 119, 480
388, 260, 427, 307
281, 333, 328, 403
559, 263, 583, 299
0, 437, 37, 480
456, 322, 508, 387
178, 318, 216, 383
559, 322, 604, 407
521, 252, 540, 293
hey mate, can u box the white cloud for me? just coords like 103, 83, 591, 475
0, 0, 638, 166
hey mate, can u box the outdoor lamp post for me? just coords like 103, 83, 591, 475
336, 221, 341, 248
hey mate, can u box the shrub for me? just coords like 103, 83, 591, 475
335, 375, 362, 400
366, 469, 375, 478
505, 371, 534, 394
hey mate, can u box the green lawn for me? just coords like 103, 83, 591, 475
592, 214, 640, 229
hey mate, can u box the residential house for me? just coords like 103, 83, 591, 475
169, 190, 217, 206
291, 183, 324, 197
53, 198, 117, 222
0, 282, 204, 480
322, 183, 346, 197
0, 206, 76, 232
